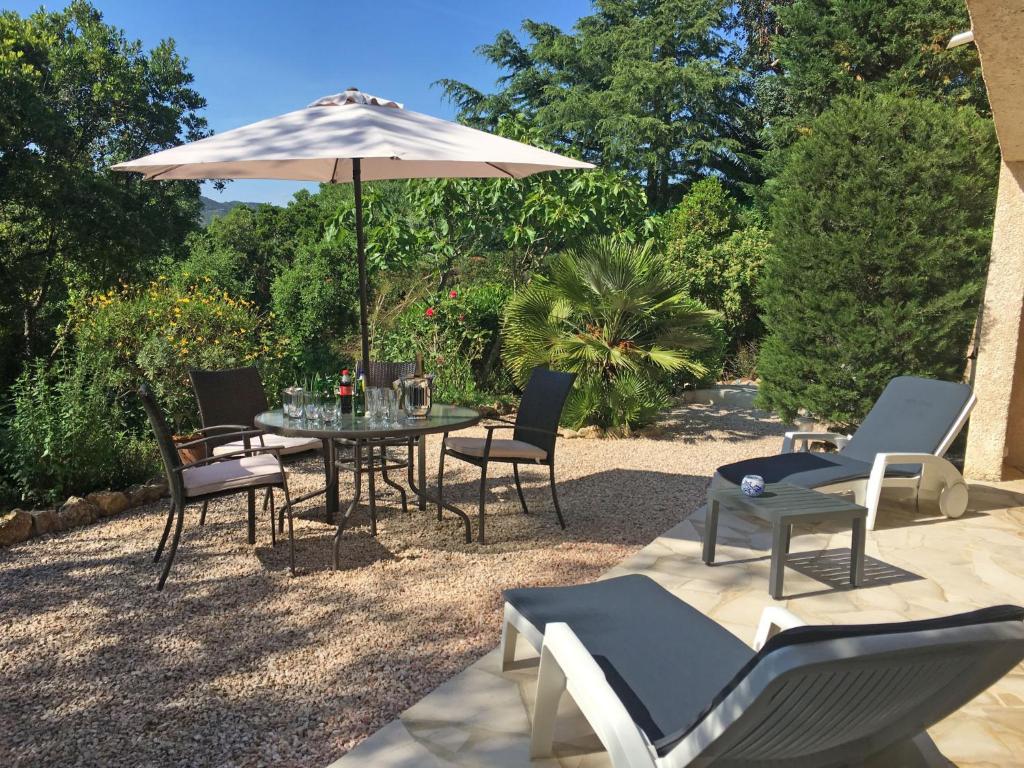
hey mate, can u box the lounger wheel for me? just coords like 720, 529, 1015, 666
939, 481, 968, 519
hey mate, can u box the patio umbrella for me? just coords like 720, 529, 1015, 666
112, 88, 594, 366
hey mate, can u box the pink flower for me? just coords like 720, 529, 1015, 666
458, 313, 465, 322
449, 290, 458, 299
425, 307, 435, 318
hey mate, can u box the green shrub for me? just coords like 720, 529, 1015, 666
69, 278, 292, 434
757, 93, 998, 427
502, 237, 717, 431
271, 240, 360, 373
1, 358, 156, 504
374, 281, 512, 405
663, 179, 770, 349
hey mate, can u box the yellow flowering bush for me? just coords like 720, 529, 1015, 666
69, 278, 294, 433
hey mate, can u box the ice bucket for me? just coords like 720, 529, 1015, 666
398, 374, 433, 419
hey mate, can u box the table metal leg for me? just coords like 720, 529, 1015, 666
702, 498, 719, 565
770, 522, 787, 599
417, 434, 427, 510
333, 440, 361, 570
851, 516, 866, 587
324, 439, 338, 523
783, 524, 792, 555
406, 438, 420, 500
367, 444, 378, 536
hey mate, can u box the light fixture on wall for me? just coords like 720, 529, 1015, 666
947, 30, 975, 49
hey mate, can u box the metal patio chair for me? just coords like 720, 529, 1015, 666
438, 367, 576, 544
190, 367, 321, 534
138, 382, 295, 591
502, 574, 1024, 768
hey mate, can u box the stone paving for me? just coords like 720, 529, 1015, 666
332, 482, 1024, 768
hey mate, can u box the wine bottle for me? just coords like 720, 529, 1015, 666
353, 361, 366, 417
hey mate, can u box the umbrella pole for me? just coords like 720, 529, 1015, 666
353, 157, 371, 367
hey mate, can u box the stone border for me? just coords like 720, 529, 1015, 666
677, 384, 759, 407
0, 479, 169, 547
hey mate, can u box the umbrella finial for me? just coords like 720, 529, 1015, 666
309, 89, 403, 109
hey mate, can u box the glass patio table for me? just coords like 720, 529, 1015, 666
255, 404, 481, 568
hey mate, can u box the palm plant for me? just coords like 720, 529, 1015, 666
502, 237, 716, 431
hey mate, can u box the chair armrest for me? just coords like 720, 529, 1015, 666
197, 424, 260, 434
753, 606, 806, 651
484, 424, 562, 439
537, 623, 651, 760
174, 444, 282, 472
175, 429, 265, 449
868, 452, 963, 483
781, 431, 851, 453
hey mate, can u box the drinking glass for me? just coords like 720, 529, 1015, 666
365, 387, 383, 424
303, 389, 322, 422
283, 387, 303, 418
321, 390, 340, 424
382, 388, 399, 424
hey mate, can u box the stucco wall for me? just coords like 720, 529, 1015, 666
965, 160, 1024, 480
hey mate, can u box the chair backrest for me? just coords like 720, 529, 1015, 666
514, 368, 576, 457
137, 382, 185, 503
366, 360, 415, 388
189, 367, 268, 450
669, 606, 1024, 766
841, 376, 975, 463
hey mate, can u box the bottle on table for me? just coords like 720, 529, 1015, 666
353, 361, 366, 417
338, 369, 353, 414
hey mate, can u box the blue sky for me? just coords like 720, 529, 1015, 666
10, 0, 593, 204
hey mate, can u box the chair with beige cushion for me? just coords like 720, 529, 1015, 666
190, 367, 321, 537
138, 382, 296, 591
438, 367, 576, 543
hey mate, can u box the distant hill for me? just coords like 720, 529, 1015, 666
200, 195, 263, 225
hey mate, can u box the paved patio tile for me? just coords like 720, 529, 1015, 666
333, 481, 1024, 767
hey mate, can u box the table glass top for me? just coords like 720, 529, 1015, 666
255, 403, 481, 440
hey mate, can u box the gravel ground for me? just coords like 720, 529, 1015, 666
0, 403, 783, 768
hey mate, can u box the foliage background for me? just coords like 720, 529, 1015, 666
0, 0, 999, 504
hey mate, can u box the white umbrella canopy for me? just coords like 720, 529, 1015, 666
113, 88, 594, 365
112, 88, 592, 181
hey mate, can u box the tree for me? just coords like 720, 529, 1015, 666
662, 177, 770, 348
271, 239, 361, 374
757, 93, 998, 427
0, 1, 209, 382
439, 0, 758, 211
768, 0, 987, 121
502, 236, 715, 431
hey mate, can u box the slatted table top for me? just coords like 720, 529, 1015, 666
708, 482, 867, 524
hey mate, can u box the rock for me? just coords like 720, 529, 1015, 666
125, 484, 148, 507
86, 490, 130, 517
561, 428, 579, 439
135, 480, 169, 504
0, 509, 32, 546
576, 425, 604, 439
30, 509, 59, 536
476, 404, 501, 419
58, 496, 99, 530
